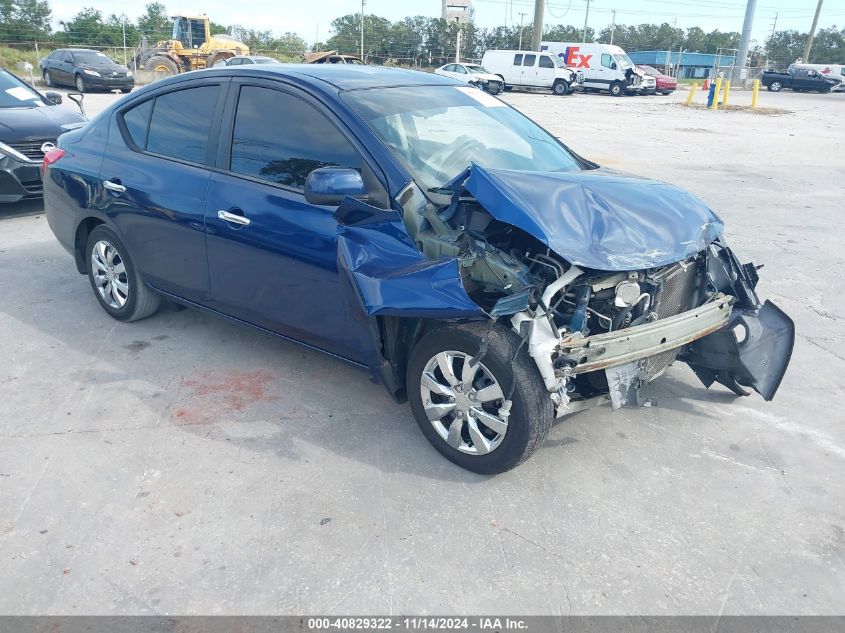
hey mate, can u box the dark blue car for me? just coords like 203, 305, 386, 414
43, 65, 794, 473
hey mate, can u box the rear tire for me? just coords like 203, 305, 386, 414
609, 81, 624, 97
552, 80, 569, 96
407, 322, 553, 474
768, 81, 782, 92
85, 225, 161, 322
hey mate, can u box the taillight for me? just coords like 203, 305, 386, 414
41, 148, 66, 176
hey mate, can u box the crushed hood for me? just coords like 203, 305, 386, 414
461, 165, 724, 271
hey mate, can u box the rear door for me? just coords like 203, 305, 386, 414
98, 78, 227, 303
203, 78, 383, 361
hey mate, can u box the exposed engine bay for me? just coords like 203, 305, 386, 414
392, 172, 794, 416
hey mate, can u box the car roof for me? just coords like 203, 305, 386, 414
200, 64, 456, 90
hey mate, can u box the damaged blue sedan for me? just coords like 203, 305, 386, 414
43, 66, 794, 474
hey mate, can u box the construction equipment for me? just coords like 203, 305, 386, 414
302, 51, 365, 65
136, 14, 249, 75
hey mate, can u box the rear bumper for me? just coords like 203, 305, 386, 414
0, 155, 42, 202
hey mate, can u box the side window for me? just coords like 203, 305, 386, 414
121, 98, 154, 148
443, 64, 455, 72
513, 54, 523, 66
146, 85, 219, 163
456, 65, 467, 74
539, 56, 554, 69
601, 53, 613, 69
230, 86, 362, 190
64, 53, 74, 64
523, 54, 536, 66
228, 58, 241, 66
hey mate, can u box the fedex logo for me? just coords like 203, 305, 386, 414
560, 46, 592, 68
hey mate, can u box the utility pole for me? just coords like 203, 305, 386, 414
734, 0, 756, 82
582, 0, 591, 43
609, 9, 616, 45
804, 0, 824, 62
518, 12, 527, 49
360, 0, 366, 60
121, 15, 127, 66
530, 0, 544, 51
456, 26, 462, 63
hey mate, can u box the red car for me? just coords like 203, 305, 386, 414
637, 65, 678, 95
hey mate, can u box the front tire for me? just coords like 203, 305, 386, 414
552, 80, 569, 96
86, 225, 160, 322
43, 70, 53, 87
75, 74, 86, 93
144, 55, 179, 76
609, 81, 624, 97
407, 323, 553, 474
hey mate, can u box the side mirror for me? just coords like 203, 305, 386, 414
44, 91, 63, 105
611, 62, 617, 70
304, 167, 366, 206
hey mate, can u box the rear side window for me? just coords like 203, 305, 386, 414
513, 54, 523, 66
523, 54, 536, 66
145, 86, 219, 163
122, 99, 153, 148
229, 85, 361, 190
539, 56, 554, 69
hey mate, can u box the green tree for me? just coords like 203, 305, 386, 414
0, 0, 51, 42
136, 2, 171, 43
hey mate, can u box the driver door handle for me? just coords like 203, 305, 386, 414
103, 179, 126, 194
218, 209, 251, 227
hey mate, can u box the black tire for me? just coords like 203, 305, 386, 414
768, 81, 782, 92
609, 81, 624, 97
144, 55, 179, 76
660, 90, 673, 95
75, 74, 86, 93
43, 70, 52, 87
85, 225, 161, 322
407, 322, 554, 474
120, 87, 132, 93
552, 80, 569, 96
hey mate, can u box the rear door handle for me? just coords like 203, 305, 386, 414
103, 179, 126, 194
217, 209, 251, 227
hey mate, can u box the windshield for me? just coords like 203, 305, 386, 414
465, 64, 491, 74
614, 54, 634, 69
343, 85, 582, 196
73, 51, 114, 65
0, 70, 44, 108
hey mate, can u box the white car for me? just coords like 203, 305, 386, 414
434, 63, 504, 94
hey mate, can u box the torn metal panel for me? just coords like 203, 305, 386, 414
335, 196, 485, 319
605, 361, 647, 409
460, 164, 724, 271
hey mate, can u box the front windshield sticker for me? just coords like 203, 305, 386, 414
5, 86, 37, 101
456, 86, 505, 108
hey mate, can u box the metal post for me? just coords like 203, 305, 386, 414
804, 0, 824, 62
582, 0, 591, 43
518, 12, 527, 49
360, 0, 365, 60
722, 79, 731, 107
610, 10, 616, 45
751, 78, 760, 108
456, 28, 461, 63
734, 0, 756, 82
530, 0, 544, 51
711, 77, 722, 110
685, 82, 697, 106
122, 15, 127, 66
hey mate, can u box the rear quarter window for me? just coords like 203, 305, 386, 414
121, 99, 153, 148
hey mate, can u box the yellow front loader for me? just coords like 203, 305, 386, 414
137, 14, 249, 75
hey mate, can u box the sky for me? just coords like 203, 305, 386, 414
48, 0, 845, 49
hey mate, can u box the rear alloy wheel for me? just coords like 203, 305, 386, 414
75, 74, 86, 93
609, 81, 624, 97
768, 81, 782, 92
407, 323, 553, 474
86, 225, 160, 322
552, 80, 569, 96
43, 70, 53, 87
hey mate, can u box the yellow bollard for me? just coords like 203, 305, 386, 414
711, 77, 722, 110
685, 82, 698, 106
751, 78, 760, 108
722, 80, 731, 108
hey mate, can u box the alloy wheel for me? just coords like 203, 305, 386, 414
419, 350, 509, 455
91, 240, 129, 309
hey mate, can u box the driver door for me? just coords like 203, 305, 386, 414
204, 79, 383, 362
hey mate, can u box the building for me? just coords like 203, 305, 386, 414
628, 50, 737, 79
442, 0, 472, 24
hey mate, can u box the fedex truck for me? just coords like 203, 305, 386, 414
540, 42, 644, 96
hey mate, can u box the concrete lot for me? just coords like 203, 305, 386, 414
1, 87, 843, 615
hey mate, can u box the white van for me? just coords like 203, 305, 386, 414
480, 50, 583, 95
540, 42, 643, 96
